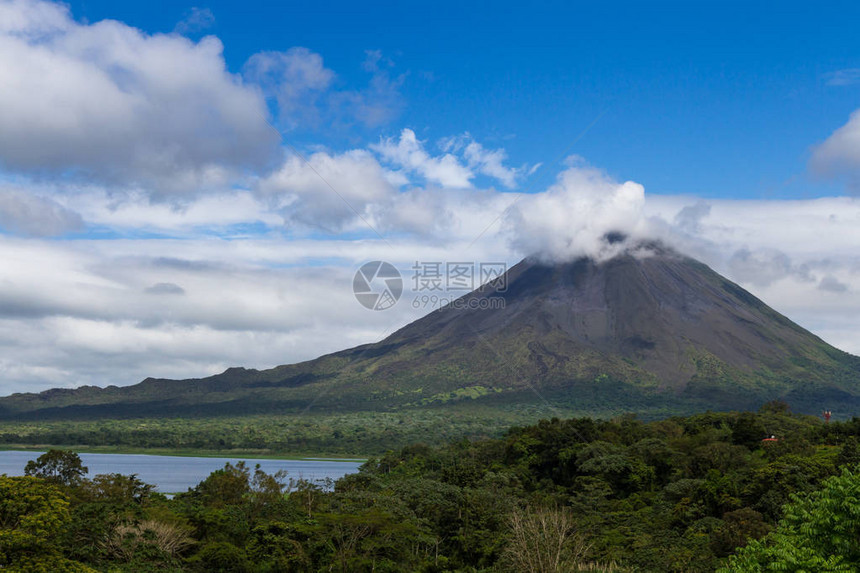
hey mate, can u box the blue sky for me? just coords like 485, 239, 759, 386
66, 0, 860, 199
1, 0, 860, 393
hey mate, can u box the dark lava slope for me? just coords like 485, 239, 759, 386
2, 244, 859, 419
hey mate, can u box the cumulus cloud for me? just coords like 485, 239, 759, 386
0, 2, 859, 394
252, 131, 529, 237
373, 186, 515, 239
462, 141, 519, 188
506, 161, 648, 262
257, 149, 397, 232
2, 188, 860, 394
439, 133, 528, 189
372, 129, 475, 188
0, 0, 68, 37
0, 0, 280, 194
0, 133, 526, 242
811, 110, 860, 191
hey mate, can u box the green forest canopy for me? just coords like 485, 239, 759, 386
3, 403, 860, 572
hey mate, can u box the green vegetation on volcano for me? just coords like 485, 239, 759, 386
1, 246, 859, 454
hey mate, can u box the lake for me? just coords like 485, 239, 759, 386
0, 450, 363, 493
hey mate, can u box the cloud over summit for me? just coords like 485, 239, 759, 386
506, 162, 648, 262
0, 0, 858, 395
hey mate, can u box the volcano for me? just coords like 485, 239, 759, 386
2, 243, 859, 420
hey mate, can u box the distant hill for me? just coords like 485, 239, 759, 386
2, 242, 859, 421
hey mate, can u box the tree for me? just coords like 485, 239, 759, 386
836, 436, 860, 468
720, 467, 860, 572
82, 473, 154, 506
498, 506, 590, 573
710, 508, 770, 557
187, 541, 251, 573
246, 521, 311, 572
0, 476, 96, 572
758, 400, 791, 415
24, 450, 88, 487
316, 507, 425, 572
185, 462, 252, 509
731, 413, 766, 450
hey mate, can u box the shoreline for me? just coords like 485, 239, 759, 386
0, 445, 368, 462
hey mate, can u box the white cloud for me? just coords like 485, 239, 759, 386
174, 7, 216, 35
0, 1, 858, 397
243, 47, 404, 132
373, 186, 516, 239
372, 129, 475, 188
60, 188, 281, 234
439, 133, 526, 189
673, 200, 711, 234
253, 137, 528, 238
1, 190, 860, 394
642, 194, 860, 354
463, 141, 519, 188
0, 0, 68, 37
257, 149, 397, 232
243, 47, 335, 130
0, 235, 443, 391
0, 0, 280, 194
505, 161, 648, 262
0, 188, 83, 236
811, 109, 860, 190
330, 49, 406, 128
644, 195, 860, 261
726, 247, 812, 288
373, 130, 527, 190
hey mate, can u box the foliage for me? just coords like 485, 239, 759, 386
719, 466, 860, 572
24, 449, 88, 486
0, 476, 96, 572
7, 407, 860, 571
0, 407, 553, 455
498, 505, 596, 573
3, 250, 860, 432
103, 519, 195, 562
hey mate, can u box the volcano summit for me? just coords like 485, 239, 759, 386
2, 243, 858, 421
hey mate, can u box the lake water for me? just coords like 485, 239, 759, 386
0, 450, 363, 493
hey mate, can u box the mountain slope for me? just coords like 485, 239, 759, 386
2, 244, 859, 420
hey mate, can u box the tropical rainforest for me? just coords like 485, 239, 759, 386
2, 402, 860, 572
